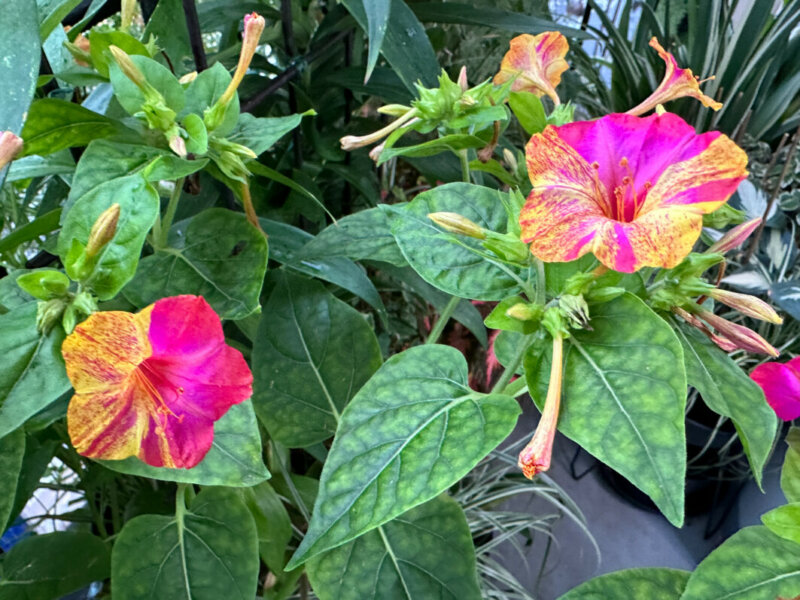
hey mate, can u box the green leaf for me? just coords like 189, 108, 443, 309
252, 271, 383, 447
184, 62, 239, 136
361, 0, 391, 82
110, 54, 185, 115
37, 0, 82, 40
0, 209, 61, 255
762, 503, 800, 545
241, 482, 292, 571
307, 495, 482, 600
0, 531, 110, 600
386, 182, 530, 300
142, 0, 192, 74
111, 487, 259, 600
229, 113, 305, 156
558, 568, 690, 600
99, 399, 269, 487
377, 134, 487, 165
682, 526, 800, 599
299, 206, 407, 267
0, 0, 40, 134
88, 30, 151, 78
0, 303, 70, 440
124, 208, 267, 320
286, 344, 520, 568
0, 429, 25, 533
509, 91, 547, 135
21, 99, 120, 157
343, 0, 439, 92
673, 321, 778, 487
530, 294, 686, 526
58, 174, 159, 300
6, 151, 75, 182
485, 295, 539, 333
782, 427, 800, 503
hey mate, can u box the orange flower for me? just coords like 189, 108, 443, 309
628, 38, 722, 116
494, 32, 569, 105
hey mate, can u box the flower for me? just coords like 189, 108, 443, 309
520, 112, 748, 273
750, 357, 800, 421
706, 217, 761, 254
627, 38, 722, 116
493, 32, 569, 105
62, 295, 252, 469
218, 12, 265, 108
706, 288, 782, 324
0, 131, 23, 170
693, 308, 779, 356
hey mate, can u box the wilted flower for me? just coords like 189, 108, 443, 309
750, 357, 800, 421
628, 38, 722, 116
62, 296, 252, 468
692, 307, 778, 356
0, 131, 23, 170
706, 218, 761, 254
218, 12, 265, 108
520, 112, 748, 273
707, 288, 782, 324
494, 32, 569, 105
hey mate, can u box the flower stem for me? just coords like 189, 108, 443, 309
425, 295, 461, 345
459, 149, 471, 183
491, 334, 532, 394
157, 178, 185, 249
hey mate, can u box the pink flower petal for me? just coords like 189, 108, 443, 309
750, 361, 800, 421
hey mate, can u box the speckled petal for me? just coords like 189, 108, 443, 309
139, 411, 214, 469
493, 32, 569, 104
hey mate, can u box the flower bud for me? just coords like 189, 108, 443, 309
0, 131, 23, 170
36, 298, 67, 333
559, 293, 591, 330
505, 302, 541, 322
340, 109, 419, 151
457, 66, 468, 91
696, 309, 779, 357
502, 148, 518, 173
709, 288, 782, 324
707, 218, 761, 254
109, 45, 147, 88
428, 212, 487, 239
377, 104, 412, 117
179, 71, 198, 85
169, 134, 187, 158
85, 203, 120, 258
216, 12, 265, 109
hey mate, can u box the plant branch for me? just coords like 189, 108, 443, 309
491, 335, 532, 393
425, 295, 461, 344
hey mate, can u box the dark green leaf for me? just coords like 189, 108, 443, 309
38, 0, 83, 40
0, 304, 70, 440
21, 99, 120, 157
530, 294, 686, 526
6, 152, 75, 182
0, 531, 110, 600
142, 0, 192, 74
124, 208, 267, 320
762, 503, 800, 545
307, 495, 482, 600
112, 488, 259, 600
378, 134, 487, 164
362, 0, 391, 82
110, 54, 185, 115
229, 113, 305, 156
682, 526, 800, 599
184, 62, 239, 136
0, 0, 40, 133
0, 429, 25, 533
673, 321, 777, 487
100, 399, 269, 487
558, 568, 690, 600
241, 482, 292, 571
783, 427, 800, 503
287, 344, 520, 567
252, 271, 383, 447
770, 281, 800, 322
0, 209, 61, 255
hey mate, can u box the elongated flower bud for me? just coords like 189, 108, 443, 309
457, 66, 468, 91
109, 45, 147, 88
428, 212, 486, 239
519, 335, 564, 478
0, 131, 23, 170
708, 288, 782, 324
218, 12, 265, 108
706, 218, 761, 254
179, 71, 198, 85
340, 109, 419, 151
506, 302, 541, 322
86, 204, 120, 258
696, 308, 779, 357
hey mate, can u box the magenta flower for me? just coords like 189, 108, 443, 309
750, 358, 800, 421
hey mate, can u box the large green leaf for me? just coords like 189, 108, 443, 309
100, 399, 269, 487
286, 344, 520, 567
252, 271, 382, 447
110, 54, 185, 116
0, 429, 25, 533
124, 208, 267, 320
142, 0, 192, 74
530, 294, 686, 526
344, 0, 439, 92
0, 531, 110, 600
58, 174, 159, 300
673, 321, 777, 487
783, 427, 800, 503
300, 206, 407, 267
0, 0, 40, 134
682, 526, 800, 599
112, 488, 259, 600
21, 99, 121, 157
183, 62, 239, 136
359, 0, 390, 82
307, 495, 481, 600
558, 568, 690, 600
0, 304, 70, 440
241, 481, 292, 572
386, 182, 530, 300
229, 113, 305, 156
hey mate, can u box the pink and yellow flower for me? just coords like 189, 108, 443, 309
493, 32, 569, 105
62, 295, 252, 469
628, 38, 722, 116
520, 112, 748, 273
750, 357, 800, 421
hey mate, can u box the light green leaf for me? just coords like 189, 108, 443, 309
111, 488, 259, 600
110, 54, 185, 115
0, 429, 25, 533
783, 427, 800, 503
0, 0, 40, 134
100, 400, 269, 487
184, 62, 239, 135
530, 294, 686, 526
673, 321, 777, 487
377, 134, 487, 165
21, 99, 120, 157
558, 568, 690, 600
124, 208, 267, 320
762, 503, 800, 545
0, 304, 70, 440
386, 182, 530, 300
88, 30, 151, 78
229, 113, 305, 156
37, 0, 82, 40
6, 151, 75, 182
286, 344, 520, 567
682, 526, 800, 599
0, 531, 110, 600
58, 174, 159, 300
307, 495, 481, 600
509, 91, 547, 135
252, 271, 382, 447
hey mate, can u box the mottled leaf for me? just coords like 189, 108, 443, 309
559, 568, 690, 600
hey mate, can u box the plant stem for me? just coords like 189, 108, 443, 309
491, 335, 531, 393
182, 0, 207, 71
503, 376, 529, 398
157, 178, 185, 249
459, 149, 471, 183
535, 257, 546, 305
425, 295, 460, 344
